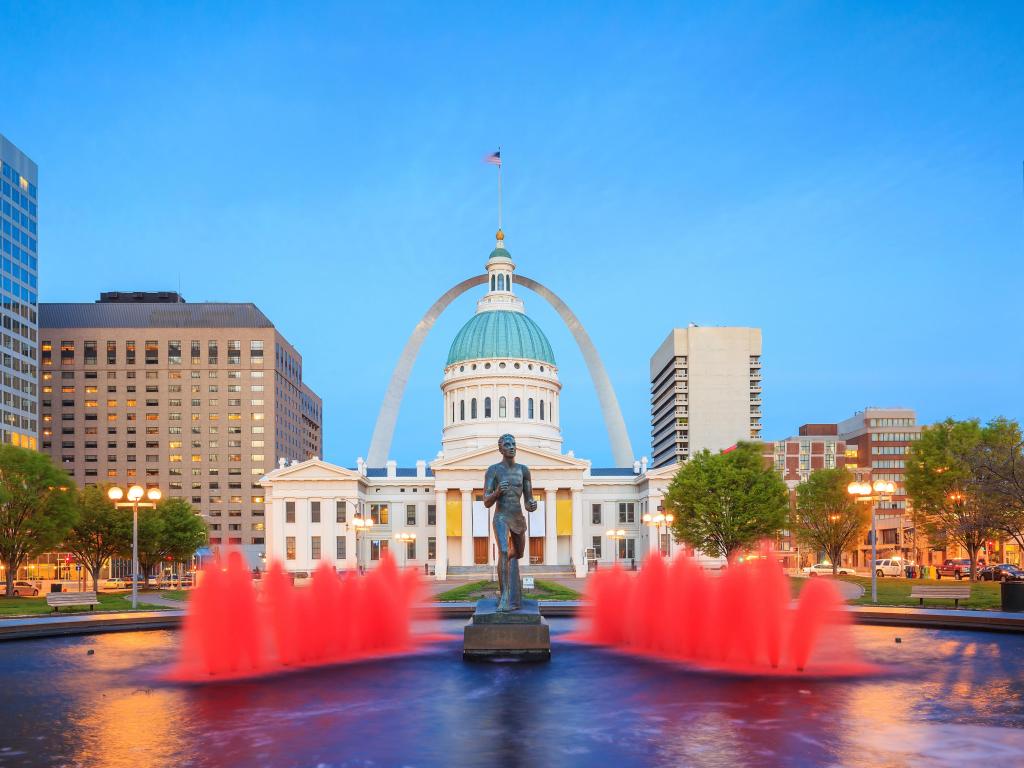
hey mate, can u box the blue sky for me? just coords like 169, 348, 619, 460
4, 2, 1022, 465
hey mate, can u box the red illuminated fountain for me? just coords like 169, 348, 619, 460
170, 550, 432, 682
577, 552, 878, 677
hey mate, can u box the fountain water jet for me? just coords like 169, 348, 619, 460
578, 552, 877, 677
171, 550, 433, 682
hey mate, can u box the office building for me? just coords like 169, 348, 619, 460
38, 292, 322, 565
0, 134, 40, 448
650, 326, 762, 468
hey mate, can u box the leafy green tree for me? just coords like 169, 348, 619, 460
63, 486, 132, 592
665, 442, 789, 561
793, 468, 868, 575
905, 418, 1007, 582
969, 417, 1024, 558
0, 446, 77, 597
128, 498, 206, 585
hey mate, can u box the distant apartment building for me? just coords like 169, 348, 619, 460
651, 326, 762, 468
768, 424, 851, 567
38, 293, 323, 565
836, 407, 924, 566
0, 134, 40, 448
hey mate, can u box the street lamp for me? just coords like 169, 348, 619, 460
108, 484, 162, 609
606, 528, 627, 567
395, 531, 417, 568
351, 513, 374, 573
847, 479, 895, 604
642, 511, 675, 557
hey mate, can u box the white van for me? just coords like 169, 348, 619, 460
873, 559, 904, 578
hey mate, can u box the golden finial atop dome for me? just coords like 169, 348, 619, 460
496, 229, 504, 242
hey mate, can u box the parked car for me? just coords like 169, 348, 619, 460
936, 558, 976, 580
873, 559, 905, 578
979, 564, 1024, 582
1, 580, 40, 596
802, 562, 856, 577
101, 578, 128, 590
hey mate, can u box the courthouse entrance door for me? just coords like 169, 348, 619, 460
474, 537, 489, 564
529, 537, 544, 565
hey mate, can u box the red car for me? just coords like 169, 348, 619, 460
935, 558, 981, 580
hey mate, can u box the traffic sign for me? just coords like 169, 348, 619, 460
75, 564, 81, 571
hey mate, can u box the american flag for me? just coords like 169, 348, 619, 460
483, 150, 501, 166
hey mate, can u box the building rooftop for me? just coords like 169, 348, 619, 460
40, 302, 275, 329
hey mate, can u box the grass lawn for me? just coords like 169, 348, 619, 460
436, 579, 581, 602
836, 576, 1004, 610
0, 592, 169, 618
146, 589, 191, 601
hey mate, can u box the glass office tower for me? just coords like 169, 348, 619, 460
0, 134, 39, 448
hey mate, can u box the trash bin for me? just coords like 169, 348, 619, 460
1000, 581, 1024, 612
50, 582, 62, 593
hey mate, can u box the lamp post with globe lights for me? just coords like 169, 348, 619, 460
107, 484, 162, 609
351, 513, 374, 573
642, 511, 675, 557
606, 528, 627, 567
395, 531, 416, 568
847, 479, 896, 604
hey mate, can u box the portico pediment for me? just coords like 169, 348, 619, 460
261, 458, 364, 486
430, 443, 590, 474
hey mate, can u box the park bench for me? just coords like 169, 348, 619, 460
910, 585, 971, 608
45, 592, 100, 612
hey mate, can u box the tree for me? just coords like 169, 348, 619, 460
129, 498, 206, 585
665, 442, 789, 561
905, 419, 1007, 582
62, 486, 132, 592
970, 417, 1024, 558
0, 446, 77, 597
793, 468, 869, 576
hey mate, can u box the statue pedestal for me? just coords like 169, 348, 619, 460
463, 598, 551, 661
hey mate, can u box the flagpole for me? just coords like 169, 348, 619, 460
497, 145, 503, 232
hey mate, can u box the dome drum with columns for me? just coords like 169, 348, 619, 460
442, 231, 563, 455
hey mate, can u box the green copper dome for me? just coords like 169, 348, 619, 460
447, 310, 556, 366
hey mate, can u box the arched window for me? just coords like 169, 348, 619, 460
460, 400, 465, 421
497, 273, 505, 291
528, 398, 534, 419
451, 401, 455, 423
471, 398, 478, 419
540, 400, 545, 421
499, 396, 507, 418
514, 397, 521, 418
484, 397, 492, 418
490, 275, 496, 291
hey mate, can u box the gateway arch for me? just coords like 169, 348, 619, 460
366, 274, 635, 467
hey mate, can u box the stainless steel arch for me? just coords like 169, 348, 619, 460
366, 274, 635, 467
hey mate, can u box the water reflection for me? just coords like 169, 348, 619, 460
0, 624, 1021, 767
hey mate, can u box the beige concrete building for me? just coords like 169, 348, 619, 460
650, 326, 763, 468
38, 292, 322, 565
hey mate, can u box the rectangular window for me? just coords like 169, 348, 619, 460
84, 341, 97, 365
370, 539, 388, 561
591, 503, 602, 525
370, 503, 389, 525
190, 340, 201, 365
208, 340, 218, 365
250, 340, 264, 359
285, 501, 295, 523
126, 340, 136, 365
406, 540, 416, 561
428, 536, 436, 560
618, 538, 636, 560
285, 536, 296, 560
592, 535, 603, 558
168, 340, 181, 365
311, 501, 321, 523
145, 340, 158, 365
60, 340, 74, 366
227, 340, 241, 365
311, 536, 321, 560
427, 504, 436, 526
406, 504, 416, 526
618, 502, 635, 523
336, 536, 347, 560
336, 500, 346, 523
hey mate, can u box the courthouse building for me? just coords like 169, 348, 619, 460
262, 231, 701, 579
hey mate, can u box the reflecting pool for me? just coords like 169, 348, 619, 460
0, 621, 1022, 767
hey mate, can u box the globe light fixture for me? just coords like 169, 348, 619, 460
847, 476, 896, 604
107, 483, 164, 610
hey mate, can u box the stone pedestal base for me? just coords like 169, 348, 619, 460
463, 598, 551, 661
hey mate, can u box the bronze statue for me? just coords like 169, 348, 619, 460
484, 434, 537, 612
